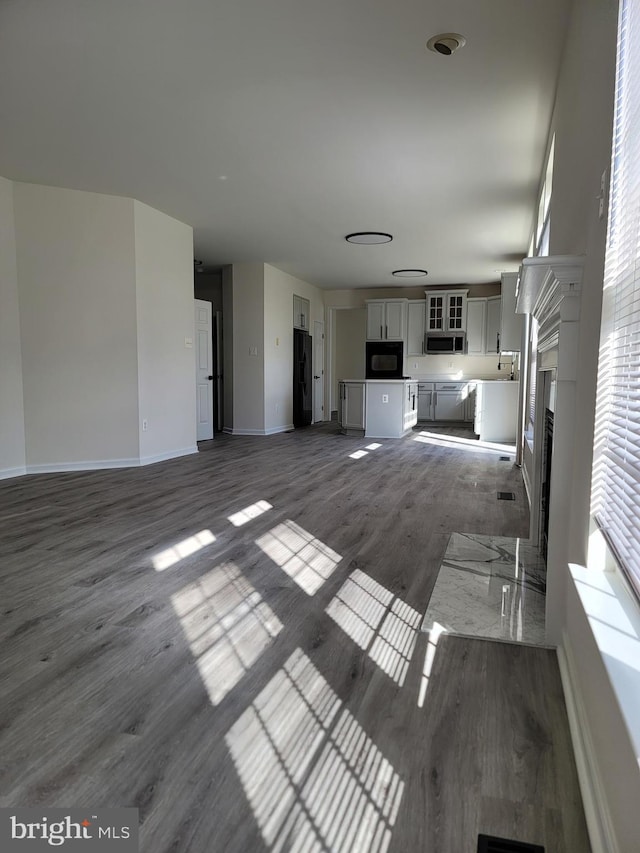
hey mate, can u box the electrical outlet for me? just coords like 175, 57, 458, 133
413, 362, 418, 369
382, 394, 389, 403
142, 419, 148, 431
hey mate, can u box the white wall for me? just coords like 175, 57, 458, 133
222, 265, 234, 433
543, 1, 639, 850
13, 183, 140, 468
134, 201, 197, 462
231, 263, 266, 434
334, 308, 366, 405
0, 176, 26, 478
264, 264, 324, 433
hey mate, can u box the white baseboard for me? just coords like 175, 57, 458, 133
0, 465, 27, 480
557, 636, 620, 853
227, 425, 294, 436
26, 458, 141, 474
24, 446, 198, 474
139, 445, 198, 465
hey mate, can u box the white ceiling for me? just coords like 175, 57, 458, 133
0, 0, 570, 290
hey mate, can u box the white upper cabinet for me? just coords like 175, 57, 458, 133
425, 290, 468, 332
293, 294, 310, 330
466, 298, 487, 355
500, 272, 524, 351
366, 299, 407, 341
486, 295, 501, 355
407, 300, 426, 355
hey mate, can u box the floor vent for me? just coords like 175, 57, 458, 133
477, 835, 544, 853
499, 456, 511, 461
497, 491, 515, 501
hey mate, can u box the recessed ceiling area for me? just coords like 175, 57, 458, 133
0, 0, 571, 290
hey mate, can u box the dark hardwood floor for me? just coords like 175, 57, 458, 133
0, 424, 590, 852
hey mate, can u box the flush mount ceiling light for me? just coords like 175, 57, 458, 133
392, 269, 428, 277
345, 232, 393, 244
426, 33, 466, 55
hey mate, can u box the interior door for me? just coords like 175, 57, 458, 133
214, 310, 223, 433
313, 320, 324, 422
194, 299, 214, 441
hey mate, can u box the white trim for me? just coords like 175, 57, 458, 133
26, 458, 141, 473
557, 637, 621, 853
0, 466, 27, 481
24, 446, 199, 474
228, 425, 294, 436
139, 446, 199, 465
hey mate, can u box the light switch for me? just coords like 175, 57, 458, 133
249, 346, 258, 357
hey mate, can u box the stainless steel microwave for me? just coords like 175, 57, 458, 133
425, 332, 466, 354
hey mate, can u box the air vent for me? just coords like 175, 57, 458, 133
499, 456, 512, 462
497, 491, 515, 501
477, 834, 544, 853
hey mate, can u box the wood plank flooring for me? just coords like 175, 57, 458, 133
0, 424, 590, 852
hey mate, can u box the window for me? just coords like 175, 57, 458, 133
528, 319, 539, 431
591, 0, 640, 600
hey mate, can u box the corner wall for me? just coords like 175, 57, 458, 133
13, 183, 140, 469
263, 264, 325, 433
0, 177, 26, 478
134, 201, 197, 463
231, 263, 265, 434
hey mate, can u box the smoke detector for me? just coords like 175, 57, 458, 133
426, 33, 466, 56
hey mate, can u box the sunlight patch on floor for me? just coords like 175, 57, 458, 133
153, 529, 216, 571
171, 561, 282, 705
418, 622, 445, 708
256, 520, 341, 595
228, 500, 273, 527
326, 570, 422, 686
226, 648, 404, 853
413, 430, 516, 457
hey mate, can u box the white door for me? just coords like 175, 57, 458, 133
313, 320, 325, 422
214, 310, 223, 432
195, 299, 213, 441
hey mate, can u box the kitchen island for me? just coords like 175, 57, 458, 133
338, 379, 418, 438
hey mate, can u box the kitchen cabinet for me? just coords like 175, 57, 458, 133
407, 300, 426, 355
434, 381, 466, 421
466, 299, 487, 355
293, 294, 310, 331
486, 296, 501, 354
417, 382, 434, 420
474, 380, 519, 441
500, 272, 524, 351
403, 381, 419, 432
366, 299, 407, 341
466, 296, 501, 355
465, 383, 477, 422
338, 381, 366, 434
425, 290, 468, 333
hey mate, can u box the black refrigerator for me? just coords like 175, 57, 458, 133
293, 328, 312, 427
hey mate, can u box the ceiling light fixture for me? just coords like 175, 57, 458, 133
345, 232, 393, 244
392, 269, 428, 278
426, 33, 466, 56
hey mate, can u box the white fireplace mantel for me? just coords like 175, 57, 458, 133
515, 254, 585, 646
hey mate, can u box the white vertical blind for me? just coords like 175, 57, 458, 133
592, 0, 640, 599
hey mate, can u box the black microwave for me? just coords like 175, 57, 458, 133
425, 332, 466, 354
365, 341, 404, 379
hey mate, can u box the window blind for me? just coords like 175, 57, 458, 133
591, 0, 640, 599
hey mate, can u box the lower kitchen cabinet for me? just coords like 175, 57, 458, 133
417, 383, 434, 420
434, 382, 466, 421
338, 381, 365, 434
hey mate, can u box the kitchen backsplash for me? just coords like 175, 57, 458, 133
405, 353, 517, 379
